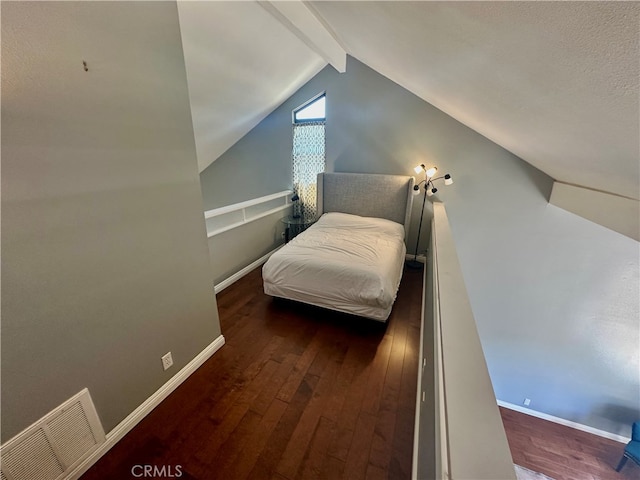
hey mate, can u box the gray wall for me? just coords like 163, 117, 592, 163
1, 1, 221, 441
199, 132, 291, 284
208, 210, 287, 286
201, 55, 639, 436
200, 113, 294, 210
199, 85, 299, 283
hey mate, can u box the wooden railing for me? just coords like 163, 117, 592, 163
414, 202, 516, 479
204, 190, 293, 238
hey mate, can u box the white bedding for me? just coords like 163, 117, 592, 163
262, 212, 407, 321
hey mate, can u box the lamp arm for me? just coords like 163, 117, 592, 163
416, 173, 449, 192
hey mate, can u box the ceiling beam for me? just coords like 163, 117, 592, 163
550, 182, 640, 241
259, 1, 347, 73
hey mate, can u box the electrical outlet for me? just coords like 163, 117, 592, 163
161, 352, 173, 371
523, 398, 531, 406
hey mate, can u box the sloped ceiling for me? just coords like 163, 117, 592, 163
310, 1, 639, 200
177, 1, 326, 173
183, 1, 639, 200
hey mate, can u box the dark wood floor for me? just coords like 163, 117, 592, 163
501, 407, 638, 480
80, 262, 634, 480
82, 265, 422, 480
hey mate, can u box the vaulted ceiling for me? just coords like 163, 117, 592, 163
180, 1, 639, 201
177, 1, 326, 173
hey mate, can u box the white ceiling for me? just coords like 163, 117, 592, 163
309, 1, 639, 200
182, 1, 639, 200
177, 1, 326, 173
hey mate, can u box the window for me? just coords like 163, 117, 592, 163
293, 93, 326, 123
292, 93, 326, 219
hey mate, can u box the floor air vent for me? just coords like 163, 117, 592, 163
1, 388, 105, 480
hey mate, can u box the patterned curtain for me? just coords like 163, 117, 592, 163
292, 121, 325, 219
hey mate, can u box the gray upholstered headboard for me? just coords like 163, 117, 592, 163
316, 173, 415, 239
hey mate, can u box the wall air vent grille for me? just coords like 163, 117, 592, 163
0, 389, 105, 480
1, 429, 64, 480
47, 401, 97, 469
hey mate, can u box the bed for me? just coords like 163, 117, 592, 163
262, 172, 415, 322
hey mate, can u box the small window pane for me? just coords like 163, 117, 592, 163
294, 95, 325, 122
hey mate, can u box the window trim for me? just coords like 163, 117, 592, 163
292, 91, 326, 124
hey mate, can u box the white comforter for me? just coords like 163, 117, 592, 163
262, 212, 406, 320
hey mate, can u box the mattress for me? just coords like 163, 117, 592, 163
262, 212, 407, 321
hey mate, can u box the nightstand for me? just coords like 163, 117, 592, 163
281, 216, 315, 242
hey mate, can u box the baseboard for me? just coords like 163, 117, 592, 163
67, 334, 226, 479
497, 400, 631, 443
214, 246, 283, 293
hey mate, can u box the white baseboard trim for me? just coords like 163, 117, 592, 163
67, 334, 226, 479
214, 245, 283, 293
497, 400, 631, 444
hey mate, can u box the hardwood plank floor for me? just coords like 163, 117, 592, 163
78, 260, 637, 480
501, 407, 639, 480
81, 265, 422, 480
